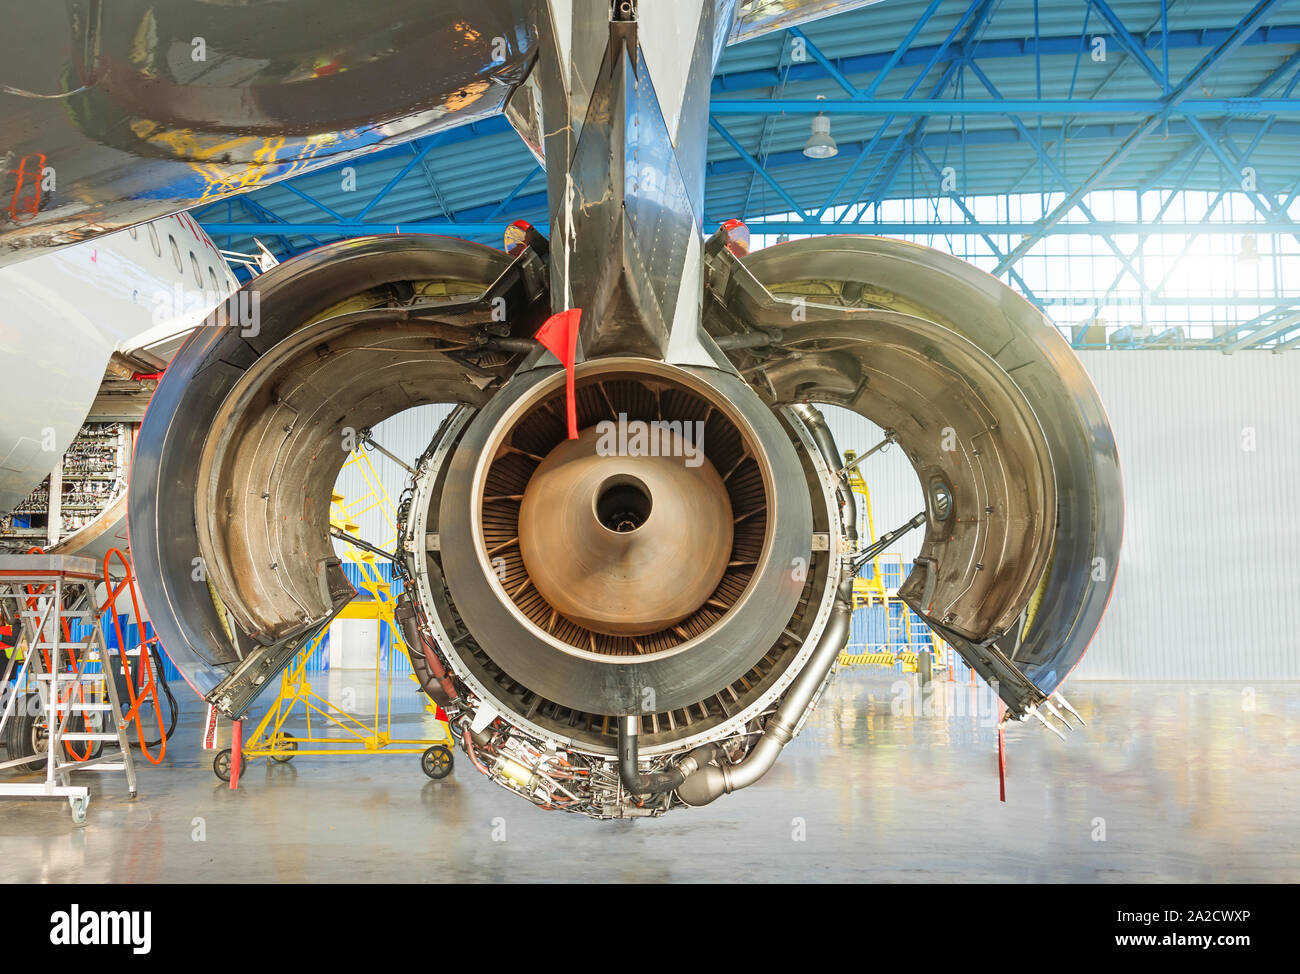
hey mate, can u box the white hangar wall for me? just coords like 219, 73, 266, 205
337, 350, 1299, 681
823, 351, 1300, 680
1071, 350, 1299, 680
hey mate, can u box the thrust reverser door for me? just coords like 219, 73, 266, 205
704, 234, 1123, 719
129, 236, 550, 715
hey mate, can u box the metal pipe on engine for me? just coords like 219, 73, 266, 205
675, 576, 854, 805
394, 596, 459, 705
791, 403, 857, 546
617, 715, 692, 796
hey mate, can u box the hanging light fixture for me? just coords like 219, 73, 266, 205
1238, 234, 1260, 266
803, 111, 838, 159
803, 97, 838, 159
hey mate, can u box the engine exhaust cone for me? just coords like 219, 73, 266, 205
517, 425, 733, 636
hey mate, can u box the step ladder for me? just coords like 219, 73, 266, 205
0, 555, 137, 823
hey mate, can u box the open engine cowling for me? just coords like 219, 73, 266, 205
128, 1, 1120, 818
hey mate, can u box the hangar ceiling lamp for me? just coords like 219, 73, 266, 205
1238, 234, 1260, 266
803, 111, 838, 159
804, 95, 838, 159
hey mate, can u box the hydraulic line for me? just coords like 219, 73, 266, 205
850, 512, 927, 575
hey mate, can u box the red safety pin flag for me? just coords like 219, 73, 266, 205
534, 308, 581, 439
997, 698, 1008, 803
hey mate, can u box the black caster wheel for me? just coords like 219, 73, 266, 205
213, 748, 233, 782
421, 744, 453, 779
4, 708, 48, 773
271, 732, 298, 763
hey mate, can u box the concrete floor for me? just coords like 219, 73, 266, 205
1, 669, 1296, 882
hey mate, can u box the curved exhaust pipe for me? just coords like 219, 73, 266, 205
676, 577, 854, 806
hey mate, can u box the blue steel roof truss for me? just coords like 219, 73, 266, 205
195, 0, 1300, 350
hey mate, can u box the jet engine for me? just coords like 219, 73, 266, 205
128, 1, 1121, 818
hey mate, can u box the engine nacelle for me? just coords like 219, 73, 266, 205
128, 1, 1120, 819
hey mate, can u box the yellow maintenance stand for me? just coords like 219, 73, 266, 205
839, 448, 948, 678
211, 447, 455, 782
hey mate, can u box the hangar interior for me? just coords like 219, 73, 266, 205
1, 0, 1297, 884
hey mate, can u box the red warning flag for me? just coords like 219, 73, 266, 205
997, 699, 1008, 803
534, 308, 581, 439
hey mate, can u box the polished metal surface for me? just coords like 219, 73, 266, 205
128, 235, 540, 710
123, 2, 1123, 818
399, 398, 844, 767
710, 236, 1124, 717
517, 426, 733, 636
727, 0, 887, 43
0, 0, 536, 265
529, 0, 732, 363
436, 358, 813, 716
0, 0, 876, 268
0, 674, 1293, 882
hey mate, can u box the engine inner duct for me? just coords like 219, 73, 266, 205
432, 359, 814, 719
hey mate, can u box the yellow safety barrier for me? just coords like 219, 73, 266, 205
838, 651, 899, 666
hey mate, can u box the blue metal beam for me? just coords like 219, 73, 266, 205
913, 147, 1041, 302
197, 121, 1294, 234
1137, 47, 1300, 191
200, 221, 1300, 238
702, 117, 1300, 183
1222, 311, 1300, 350
708, 117, 809, 219
842, 0, 998, 224
356, 136, 441, 220
786, 26, 862, 99
860, 0, 946, 99
710, 24, 1300, 93
992, 0, 1288, 276
1079, 4, 1300, 237
810, 0, 977, 220
487, 165, 543, 222
741, 32, 797, 219
709, 97, 1300, 115
234, 195, 322, 252
964, 59, 1152, 293
835, 62, 965, 223
1161, 0, 1171, 95
1183, 114, 1296, 228
1088, 0, 1171, 90
279, 182, 348, 223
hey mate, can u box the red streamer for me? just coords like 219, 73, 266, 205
534, 309, 582, 439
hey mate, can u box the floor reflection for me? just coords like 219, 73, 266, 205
0, 669, 1295, 882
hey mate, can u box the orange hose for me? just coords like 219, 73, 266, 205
100, 548, 168, 763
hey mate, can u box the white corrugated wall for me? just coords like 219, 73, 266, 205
1071, 351, 1300, 680
335, 351, 1299, 681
